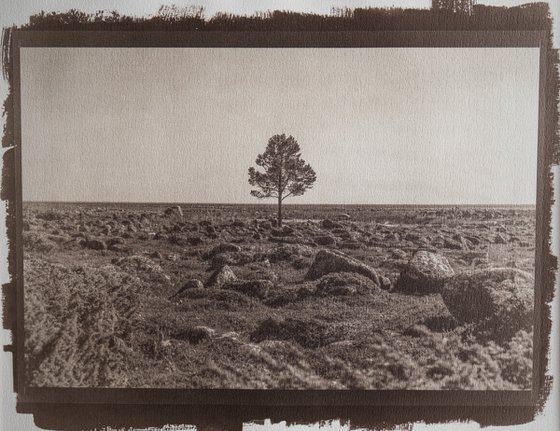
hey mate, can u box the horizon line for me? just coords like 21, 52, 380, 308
22, 200, 537, 207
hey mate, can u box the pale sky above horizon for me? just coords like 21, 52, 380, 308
20, 47, 540, 204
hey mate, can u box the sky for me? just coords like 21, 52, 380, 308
20, 46, 540, 205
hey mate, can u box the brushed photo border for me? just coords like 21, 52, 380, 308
4, 29, 554, 409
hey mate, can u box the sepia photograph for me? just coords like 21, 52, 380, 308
17, 44, 542, 391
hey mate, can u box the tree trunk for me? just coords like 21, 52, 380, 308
277, 194, 282, 227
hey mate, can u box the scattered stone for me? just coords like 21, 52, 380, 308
211, 251, 254, 268
82, 238, 107, 251
266, 244, 314, 263
444, 237, 465, 250
108, 243, 130, 253
166, 253, 179, 261
164, 206, 183, 217
251, 317, 342, 348
219, 331, 240, 341
339, 241, 361, 250
150, 251, 163, 259
175, 325, 215, 344
315, 235, 337, 246
107, 237, 125, 246
305, 249, 380, 285
321, 219, 342, 229
396, 251, 454, 294
231, 219, 245, 228
271, 226, 294, 237
291, 257, 309, 270
206, 265, 238, 288
494, 233, 508, 244
391, 249, 407, 260
260, 221, 273, 230
23, 232, 56, 253
112, 255, 170, 283
316, 272, 377, 296
403, 324, 432, 338
379, 276, 392, 291
170, 279, 205, 299
222, 280, 272, 299
206, 243, 242, 258
187, 236, 204, 246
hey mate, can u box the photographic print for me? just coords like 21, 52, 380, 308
19, 44, 541, 391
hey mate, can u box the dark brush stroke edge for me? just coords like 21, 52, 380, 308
1, 3, 559, 430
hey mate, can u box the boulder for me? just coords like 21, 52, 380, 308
441, 268, 534, 342
222, 280, 272, 299
396, 251, 454, 294
206, 265, 237, 288
305, 249, 379, 286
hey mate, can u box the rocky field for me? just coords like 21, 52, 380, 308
22, 203, 535, 389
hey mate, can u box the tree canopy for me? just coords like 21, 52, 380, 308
248, 134, 316, 226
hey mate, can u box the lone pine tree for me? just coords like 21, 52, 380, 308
248, 134, 317, 227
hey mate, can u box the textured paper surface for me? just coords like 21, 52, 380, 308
1, 1, 559, 430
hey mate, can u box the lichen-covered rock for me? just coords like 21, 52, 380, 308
396, 251, 454, 294
305, 249, 379, 285
441, 268, 534, 342
206, 265, 237, 288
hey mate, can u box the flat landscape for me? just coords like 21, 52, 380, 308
23, 202, 535, 389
